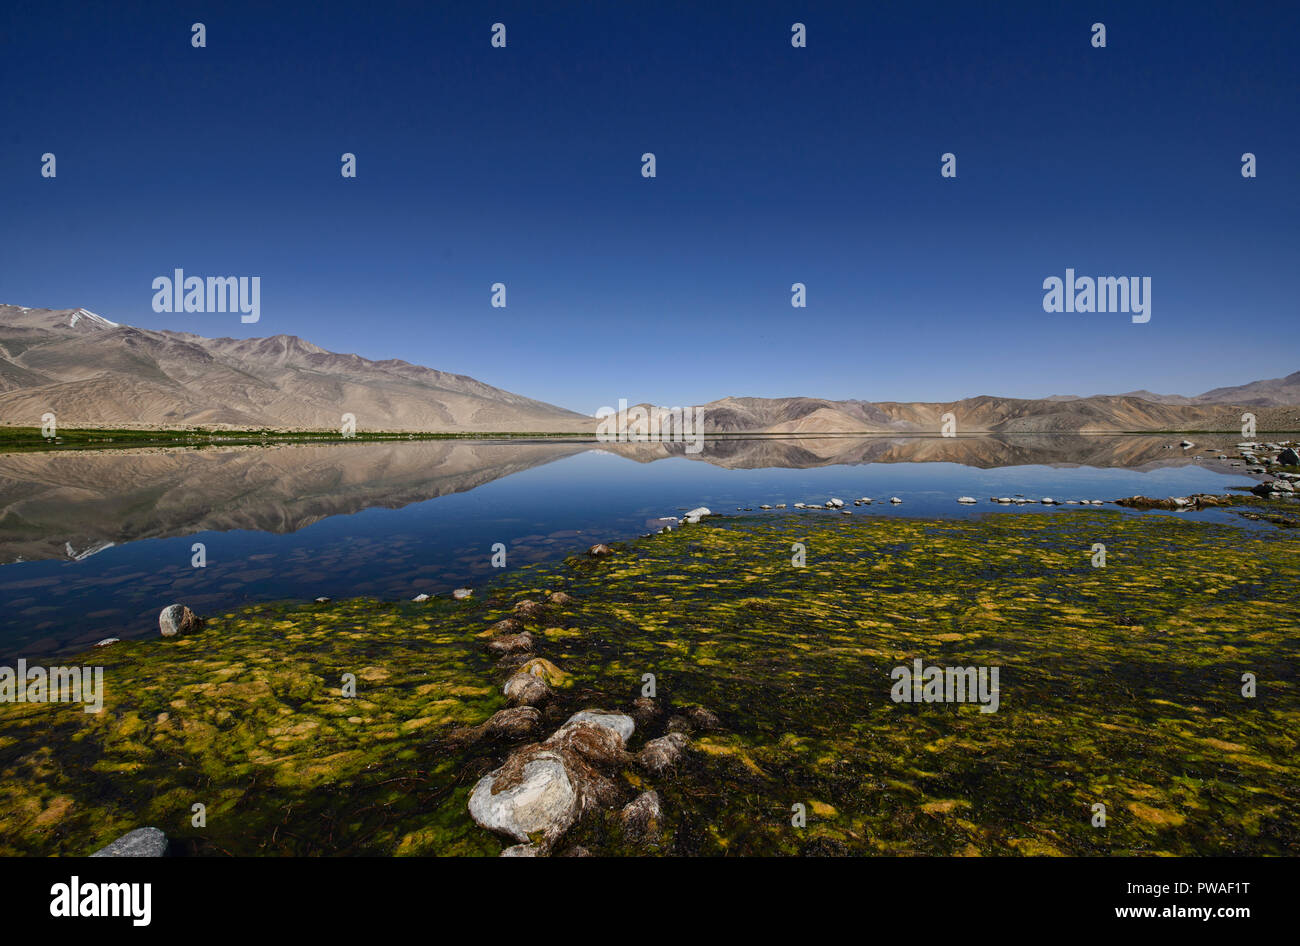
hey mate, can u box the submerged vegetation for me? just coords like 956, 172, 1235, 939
1, 507, 1297, 856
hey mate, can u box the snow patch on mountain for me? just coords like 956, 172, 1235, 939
69, 308, 119, 329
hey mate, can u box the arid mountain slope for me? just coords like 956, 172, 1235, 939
1051, 372, 1300, 408
0, 305, 594, 432
615, 394, 1299, 434
2, 304, 1296, 433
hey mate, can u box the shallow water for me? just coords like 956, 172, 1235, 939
0, 434, 1272, 658
3, 508, 1295, 857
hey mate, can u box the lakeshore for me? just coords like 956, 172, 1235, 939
2, 502, 1296, 856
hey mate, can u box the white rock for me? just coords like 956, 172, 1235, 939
559, 709, 635, 747
468, 750, 577, 843
413, 593, 430, 602
889, 497, 902, 504
452, 588, 472, 600
957, 496, 976, 504
91, 827, 168, 857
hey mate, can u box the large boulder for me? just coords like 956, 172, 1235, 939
469, 723, 626, 849
1278, 447, 1299, 466
158, 604, 199, 638
468, 748, 579, 844
91, 827, 168, 857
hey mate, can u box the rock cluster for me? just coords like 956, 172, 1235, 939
467, 588, 711, 854
1115, 494, 1228, 510
1252, 479, 1295, 497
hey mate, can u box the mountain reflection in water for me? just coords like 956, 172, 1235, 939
0, 434, 1263, 658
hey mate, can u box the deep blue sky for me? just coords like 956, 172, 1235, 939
2, 0, 1296, 413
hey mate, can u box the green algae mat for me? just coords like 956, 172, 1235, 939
2, 509, 1297, 856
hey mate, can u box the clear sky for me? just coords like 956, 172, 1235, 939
2, 0, 1296, 414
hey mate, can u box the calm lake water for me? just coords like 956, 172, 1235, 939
0, 434, 1274, 658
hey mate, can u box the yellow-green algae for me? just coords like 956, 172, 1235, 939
1, 508, 1297, 856
0, 598, 507, 856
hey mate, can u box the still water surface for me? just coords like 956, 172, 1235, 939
0, 434, 1269, 657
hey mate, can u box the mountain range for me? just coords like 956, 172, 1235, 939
1, 304, 1297, 433
0, 305, 591, 432
1048, 374, 1300, 408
